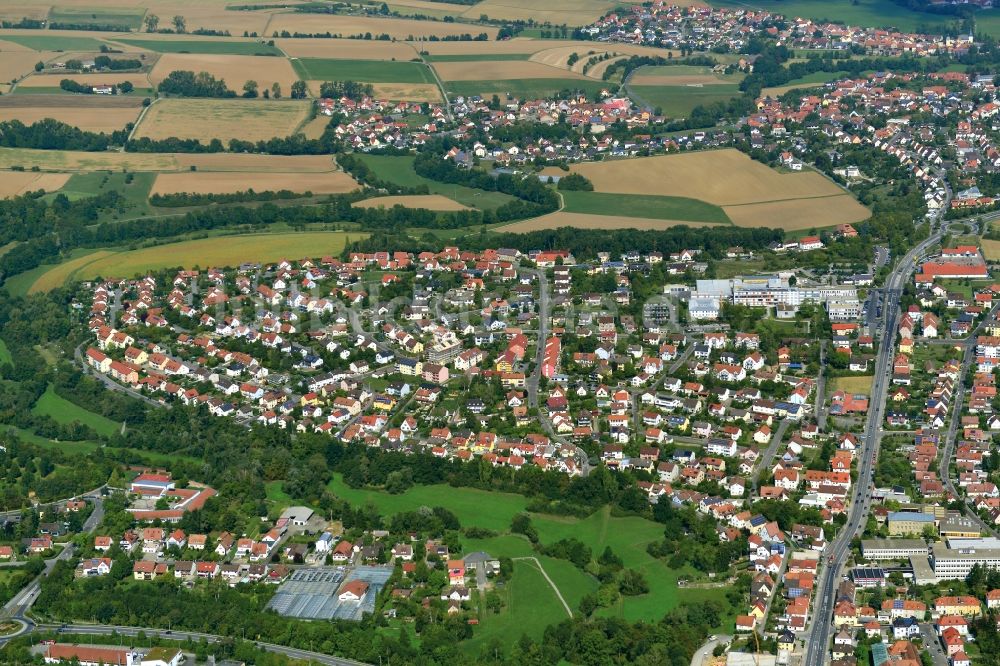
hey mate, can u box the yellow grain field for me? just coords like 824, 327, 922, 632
354, 194, 467, 210
983, 239, 1000, 261
499, 211, 723, 232
277, 38, 417, 59
149, 53, 301, 92
0, 51, 57, 82
722, 196, 871, 230
0, 104, 141, 132
150, 171, 357, 195
370, 83, 441, 101
0, 147, 335, 172
434, 60, 586, 81
134, 98, 310, 142
459, 0, 616, 25
0, 171, 69, 197
18, 72, 151, 88
268, 14, 498, 39
28, 250, 116, 293
571, 150, 849, 205
0, 4, 51, 22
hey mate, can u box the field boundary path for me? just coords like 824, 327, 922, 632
512, 556, 573, 618
126, 97, 159, 145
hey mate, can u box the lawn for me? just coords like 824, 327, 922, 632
0, 35, 107, 51
6, 426, 102, 455
48, 7, 146, 30
0, 339, 10, 367
292, 58, 435, 84
327, 473, 528, 532
560, 190, 732, 224
628, 83, 743, 117
358, 154, 516, 209
444, 79, 608, 100
829, 375, 874, 395
114, 39, 283, 56
32, 385, 120, 437
265, 481, 293, 506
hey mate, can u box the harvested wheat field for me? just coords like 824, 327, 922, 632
434, 60, 586, 81
19, 72, 152, 88
370, 83, 441, 102
178, 153, 335, 172
0, 51, 57, 82
354, 194, 467, 210
134, 98, 310, 143
723, 196, 871, 230
572, 150, 850, 206
278, 38, 417, 60
299, 115, 330, 140
500, 211, 723, 232
0, 171, 69, 197
149, 53, 300, 92
630, 73, 730, 85
0, 4, 51, 22
529, 44, 676, 75
382, 0, 471, 12
0, 98, 142, 133
459, 0, 616, 25
269, 14, 497, 39
151, 171, 357, 196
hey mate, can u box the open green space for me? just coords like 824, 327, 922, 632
327, 473, 528, 532
0, 339, 11, 367
114, 38, 283, 56
32, 384, 119, 437
56, 172, 156, 217
709, 0, 970, 33
358, 154, 516, 209
560, 190, 732, 224
48, 7, 146, 31
265, 480, 293, 505
6, 426, 102, 455
0, 35, 108, 51
629, 83, 742, 118
292, 58, 434, 83
3, 248, 102, 297
444, 78, 608, 100
424, 53, 532, 62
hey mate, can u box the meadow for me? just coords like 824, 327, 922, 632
0, 147, 337, 172
980, 239, 1000, 261
498, 212, 724, 232
133, 98, 311, 143
0, 34, 107, 51
48, 6, 146, 31
829, 375, 875, 395
353, 194, 469, 211
292, 58, 434, 84
444, 78, 607, 100
359, 154, 516, 209
150, 171, 358, 196
32, 384, 120, 437
629, 83, 743, 118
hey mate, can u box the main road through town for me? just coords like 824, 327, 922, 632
803, 225, 945, 666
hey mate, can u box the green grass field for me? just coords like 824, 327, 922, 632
710, 0, 972, 33
32, 385, 120, 437
265, 480, 293, 505
444, 79, 608, 100
328, 474, 731, 624
114, 39, 283, 56
48, 7, 146, 30
56, 172, 155, 217
424, 53, 532, 62
629, 83, 742, 118
0, 339, 11, 367
3, 248, 103, 297
358, 154, 516, 209
292, 58, 434, 83
560, 190, 732, 224
0, 35, 107, 51
6, 426, 102, 455
328, 474, 528, 531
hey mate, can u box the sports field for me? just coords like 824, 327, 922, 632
32, 384, 119, 437
292, 57, 434, 83
133, 98, 311, 142
151, 171, 358, 196
149, 53, 300, 92
565, 149, 870, 229
28, 232, 366, 286
0, 94, 143, 133
0, 171, 70, 198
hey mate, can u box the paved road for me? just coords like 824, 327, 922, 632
919, 623, 948, 666
937, 303, 1000, 538
815, 341, 828, 431
805, 225, 946, 666
33, 624, 369, 666
750, 419, 790, 499
690, 634, 732, 666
